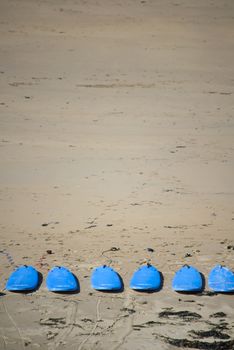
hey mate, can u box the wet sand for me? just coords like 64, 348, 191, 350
0, 0, 234, 349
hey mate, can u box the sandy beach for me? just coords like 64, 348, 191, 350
0, 0, 234, 349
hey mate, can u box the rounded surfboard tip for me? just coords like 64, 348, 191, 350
6, 265, 39, 292
172, 265, 203, 292
46, 266, 79, 292
130, 264, 162, 291
208, 265, 234, 292
91, 265, 122, 291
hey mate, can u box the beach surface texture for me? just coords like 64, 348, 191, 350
0, 0, 234, 349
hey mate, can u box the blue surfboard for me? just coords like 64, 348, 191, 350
172, 265, 203, 292
91, 265, 122, 291
46, 266, 79, 292
208, 265, 234, 292
6, 265, 39, 291
130, 264, 162, 291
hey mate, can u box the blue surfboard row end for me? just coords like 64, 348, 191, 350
4, 264, 234, 293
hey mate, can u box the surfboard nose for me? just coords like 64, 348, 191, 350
46, 266, 79, 292
172, 265, 203, 292
91, 265, 122, 291
6, 265, 39, 292
208, 265, 234, 292
130, 264, 162, 291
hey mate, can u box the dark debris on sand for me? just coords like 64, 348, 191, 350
189, 329, 230, 340
158, 310, 202, 321
210, 312, 227, 318
155, 335, 234, 350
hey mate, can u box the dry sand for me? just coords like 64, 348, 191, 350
0, 0, 234, 349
